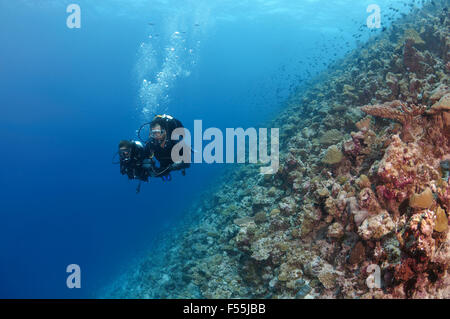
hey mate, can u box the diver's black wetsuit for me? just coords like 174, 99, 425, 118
144, 116, 190, 176
119, 141, 151, 181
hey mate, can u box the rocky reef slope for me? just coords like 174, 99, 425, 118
104, 1, 449, 299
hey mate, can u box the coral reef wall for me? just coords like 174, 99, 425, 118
104, 1, 449, 299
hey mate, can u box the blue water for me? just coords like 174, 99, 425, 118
0, 0, 419, 298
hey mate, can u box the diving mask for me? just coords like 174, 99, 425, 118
119, 148, 131, 161
150, 128, 166, 139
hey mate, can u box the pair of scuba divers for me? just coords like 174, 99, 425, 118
117, 114, 190, 192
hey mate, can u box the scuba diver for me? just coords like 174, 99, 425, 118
116, 114, 190, 192
118, 139, 152, 182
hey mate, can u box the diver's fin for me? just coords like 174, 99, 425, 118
136, 181, 142, 194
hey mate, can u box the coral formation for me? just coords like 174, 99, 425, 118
102, 0, 450, 300
322, 145, 344, 165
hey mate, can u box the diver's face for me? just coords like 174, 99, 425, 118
151, 124, 166, 141
119, 147, 131, 160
